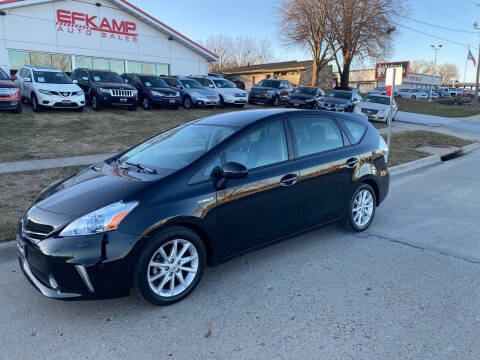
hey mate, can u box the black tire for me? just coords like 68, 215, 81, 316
133, 226, 206, 306
248, 99, 254, 105
31, 94, 41, 113
128, 104, 138, 111
142, 97, 151, 110
272, 95, 279, 107
91, 95, 101, 111
183, 96, 192, 110
12, 104, 22, 114
341, 183, 377, 232
411, 95, 416, 100
218, 96, 225, 108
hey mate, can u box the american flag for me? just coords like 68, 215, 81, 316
468, 49, 476, 67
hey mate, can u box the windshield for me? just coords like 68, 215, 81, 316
364, 96, 390, 105
118, 124, 237, 170
140, 76, 168, 88
180, 79, 203, 89
328, 92, 351, 100
0, 68, 9, 80
162, 77, 181, 87
213, 79, 235, 88
294, 87, 316, 95
33, 71, 72, 84
90, 71, 123, 83
257, 80, 281, 88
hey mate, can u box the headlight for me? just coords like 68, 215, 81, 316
59, 201, 139, 237
151, 90, 165, 96
73, 90, 83, 96
39, 89, 53, 95
175, 91, 180, 97
132, 89, 138, 96
9, 88, 18, 95
99, 88, 110, 94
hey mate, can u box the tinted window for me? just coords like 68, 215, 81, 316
213, 79, 234, 88
118, 124, 237, 171
225, 120, 288, 170
90, 71, 123, 83
0, 68, 9, 80
33, 71, 72, 84
180, 79, 203, 89
365, 96, 390, 105
342, 119, 367, 144
190, 155, 222, 183
162, 77, 181, 87
290, 116, 344, 156
294, 87, 316, 95
328, 92, 352, 100
257, 80, 281, 88
139, 76, 168, 88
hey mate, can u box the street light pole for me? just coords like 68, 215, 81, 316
474, 21, 480, 112
429, 44, 442, 100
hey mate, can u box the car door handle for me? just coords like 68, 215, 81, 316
280, 174, 298, 187
346, 158, 359, 168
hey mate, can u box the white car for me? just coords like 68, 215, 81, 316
15, 65, 85, 112
397, 88, 428, 100
354, 94, 398, 122
189, 76, 248, 108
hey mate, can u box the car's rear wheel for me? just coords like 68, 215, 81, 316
91, 95, 101, 111
133, 226, 206, 306
412, 95, 416, 100
342, 183, 376, 232
183, 96, 192, 110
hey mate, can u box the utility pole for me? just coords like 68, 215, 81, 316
474, 22, 480, 112
429, 44, 442, 100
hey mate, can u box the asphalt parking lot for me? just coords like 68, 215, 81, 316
1, 149, 479, 359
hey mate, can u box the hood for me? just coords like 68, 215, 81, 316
0, 79, 16, 88
147, 87, 178, 95
322, 97, 350, 105
290, 93, 315, 100
359, 102, 389, 111
251, 86, 278, 92
186, 87, 217, 96
34, 162, 174, 216
34, 83, 82, 92
93, 82, 136, 90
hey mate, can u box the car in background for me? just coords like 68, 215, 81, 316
71, 69, 137, 111
367, 86, 386, 95
438, 87, 458, 97
316, 90, 361, 112
16, 65, 85, 112
459, 88, 474, 97
207, 73, 224, 79
0, 67, 22, 114
354, 94, 397, 122
16, 109, 389, 305
225, 76, 246, 90
160, 76, 219, 109
425, 89, 439, 99
435, 88, 450, 97
397, 88, 428, 100
286, 86, 326, 109
189, 76, 248, 108
249, 79, 293, 106
122, 73, 181, 110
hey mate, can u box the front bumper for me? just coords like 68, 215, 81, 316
287, 100, 315, 108
318, 105, 346, 112
151, 96, 181, 107
223, 94, 248, 104
0, 99, 21, 110
16, 229, 141, 300
37, 94, 85, 109
249, 93, 276, 104
97, 93, 138, 107
194, 96, 219, 106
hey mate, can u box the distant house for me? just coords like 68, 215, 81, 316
221, 60, 334, 90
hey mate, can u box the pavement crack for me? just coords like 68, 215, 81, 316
362, 231, 480, 265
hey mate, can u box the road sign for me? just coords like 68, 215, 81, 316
375, 61, 410, 80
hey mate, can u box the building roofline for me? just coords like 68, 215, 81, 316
222, 60, 314, 75
0, 0, 218, 61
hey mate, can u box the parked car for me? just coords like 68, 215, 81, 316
367, 86, 386, 95
16, 65, 85, 112
397, 88, 428, 100
225, 76, 246, 90
435, 88, 450, 97
438, 87, 458, 97
316, 90, 361, 112
0, 67, 22, 113
121, 73, 181, 110
459, 88, 474, 97
425, 89, 440, 99
16, 109, 389, 305
249, 79, 293, 106
189, 76, 248, 108
207, 73, 224, 79
354, 94, 397, 122
160, 76, 219, 109
71, 69, 137, 111
286, 86, 326, 109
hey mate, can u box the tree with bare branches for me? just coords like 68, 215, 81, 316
205, 35, 231, 71
329, 0, 403, 89
275, 0, 337, 86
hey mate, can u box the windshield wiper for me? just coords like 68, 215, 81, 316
120, 161, 157, 174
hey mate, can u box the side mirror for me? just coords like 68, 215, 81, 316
10, 75, 17, 81
221, 162, 248, 179
209, 84, 214, 88
72, 79, 78, 84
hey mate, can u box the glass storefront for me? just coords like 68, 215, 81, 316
7, 49, 169, 76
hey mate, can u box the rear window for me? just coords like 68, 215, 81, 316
342, 119, 367, 144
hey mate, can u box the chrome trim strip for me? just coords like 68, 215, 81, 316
20, 258, 81, 298
75, 265, 94, 293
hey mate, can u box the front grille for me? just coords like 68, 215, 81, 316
361, 108, 379, 115
235, 93, 246, 97
207, 96, 217, 101
21, 218, 51, 244
59, 92, 71, 98
0, 88, 11, 95
110, 89, 133, 97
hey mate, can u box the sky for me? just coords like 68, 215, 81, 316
134, 0, 480, 82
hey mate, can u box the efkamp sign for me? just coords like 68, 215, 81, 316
375, 61, 410, 80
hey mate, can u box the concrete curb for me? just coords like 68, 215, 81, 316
389, 155, 441, 177
460, 142, 480, 154
0, 154, 115, 174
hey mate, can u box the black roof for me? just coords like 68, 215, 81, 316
195, 109, 294, 128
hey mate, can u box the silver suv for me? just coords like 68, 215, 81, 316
189, 76, 248, 108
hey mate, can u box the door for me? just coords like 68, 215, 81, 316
287, 114, 357, 228
21, 69, 33, 98
216, 119, 300, 256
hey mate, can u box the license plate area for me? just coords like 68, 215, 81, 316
62, 100, 71, 105
120, 98, 127, 102
169, 99, 175, 103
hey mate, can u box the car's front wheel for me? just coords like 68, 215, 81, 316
342, 183, 376, 232
31, 94, 41, 113
142, 97, 151, 110
133, 226, 206, 305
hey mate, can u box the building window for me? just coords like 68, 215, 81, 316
156, 64, 169, 76
109, 59, 125, 74
8, 50, 30, 73
76, 56, 93, 69
92, 58, 110, 70
52, 54, 72, 73
29, 52, 52, 67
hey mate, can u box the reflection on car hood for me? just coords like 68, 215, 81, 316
33, 83, 82, 92
322, 97, 349, 105
34, 162, 174, 216
185, 87, 217, 96
360, 102, 389, 110
0, 80, 17, 88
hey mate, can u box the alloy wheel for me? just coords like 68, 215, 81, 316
147, 239, 199, 298
184, 97, 192, 109
143, 97, 150, 110
352, 190, 374, 227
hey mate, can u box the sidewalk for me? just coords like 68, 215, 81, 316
0, 153, 114, 174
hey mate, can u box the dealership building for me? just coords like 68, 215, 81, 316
0, 0, 218, 76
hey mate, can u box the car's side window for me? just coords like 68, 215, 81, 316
341, 119, 367, 144
189, 155, 222, 184
225, 120, 288, 170
289, 115, 344, 157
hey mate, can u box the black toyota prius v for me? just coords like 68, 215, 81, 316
17, 109, 389, 305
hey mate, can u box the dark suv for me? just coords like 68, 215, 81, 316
121, 73, 181, 110
71, 69, 138, 111
249, 79, 293, 106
